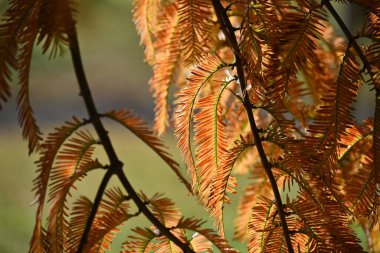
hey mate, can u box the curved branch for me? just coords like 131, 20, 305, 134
321, 0, 370, 72
211, 1, 294, 252
67, 20, 195, 253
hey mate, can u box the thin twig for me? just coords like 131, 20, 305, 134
322, 0, 371, 72
211, 1, 294, 252
67, 20, 195, 253
76, 169, 113, 252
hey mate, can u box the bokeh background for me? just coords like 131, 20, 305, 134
0, 1, 374, 252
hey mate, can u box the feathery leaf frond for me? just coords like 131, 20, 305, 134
47, 130, 99, 252
177, 217, 237, 252
360, 10, 380, 215
175, 54, 226, 192
0, 0, 75, 155
133, 0, 159, 64
0, 0, 44, 154
122, 227, 156, 253
276, 2, 326, 78
234, 171, 272, 242
345, 156, 378, 221
83, 187, 132, 253
207, 140, 247, 236
177, 0, 212, 65
306, 49, 361, 182
38, 0, 75, 57
104, 109, 191, 192
193, 80, 230, 202
16, 1, 43, 154
141, 192, 182, 228
30, 117, 87, 253
131, 193, 185, 253
289, 191, 364, 252
67, 196, 93, 253
375, 101, 380, 212
248, 200, 308, 253
0, 1, 37, 108
150, 2, 181, 135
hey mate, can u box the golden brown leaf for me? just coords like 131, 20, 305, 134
38, 0, 75, 57
289, 191, 364, 252
16, 1, 43, 154
104, 109, 191, 192
47, 130, 99, 252
174, 54, 226, 191
150, 2, 181, 135
67, 196, 93, 253
207, 140, 247, 236
277, 2, 326, 76
234, 173, 272, 242
177, 217, 237, 252
83, 187, 132, 253
177, 0, 212, 65
122, 227, 156, 253
248, 197, 308, 253
140, 192, 182, 228
133, 0, 159, 64
0, 1, 36, 108
30, 117, 87, 253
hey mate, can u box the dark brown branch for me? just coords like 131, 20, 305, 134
67, 23, 195, 253
322, 0, 378, 94
76, 169, 113, 252
211, 1, 294, 252
322, 0, 371, 73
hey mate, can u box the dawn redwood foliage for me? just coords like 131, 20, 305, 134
0, 0, 380, 252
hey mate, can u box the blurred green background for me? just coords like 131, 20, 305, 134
0, 1, 374, 252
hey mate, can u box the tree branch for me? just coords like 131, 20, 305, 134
322, 0, 371, 73
67, 21, 195, 253
211, 1, 294, 252
76, 168, 113, 252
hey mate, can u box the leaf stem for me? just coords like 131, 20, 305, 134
67, 21, 195, 253
211, 1, 294, 252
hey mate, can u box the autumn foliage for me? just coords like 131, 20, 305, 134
1, 0, 380, 252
